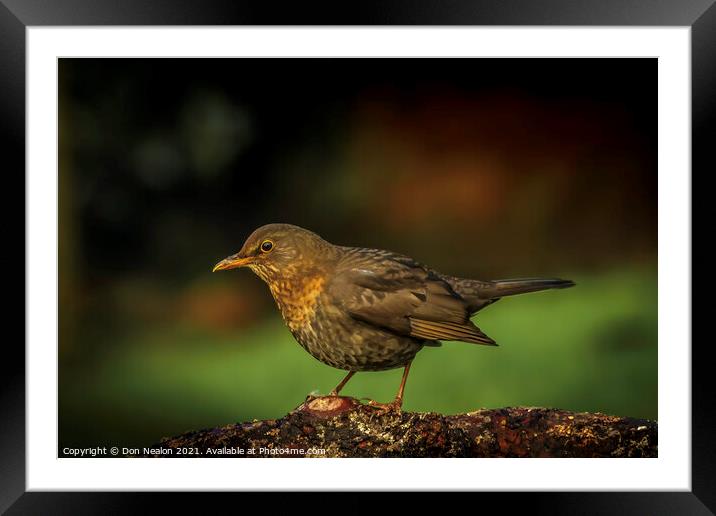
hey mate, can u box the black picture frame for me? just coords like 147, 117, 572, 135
3, 1, 709, 513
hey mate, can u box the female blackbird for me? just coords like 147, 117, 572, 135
213, 223, 574, 411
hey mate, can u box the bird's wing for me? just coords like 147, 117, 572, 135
330, 249, 496, 345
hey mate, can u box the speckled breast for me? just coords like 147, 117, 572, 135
269, 277, 423, 372
268, 275, 325, 332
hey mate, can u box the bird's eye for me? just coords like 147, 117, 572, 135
260, 240, 274, 253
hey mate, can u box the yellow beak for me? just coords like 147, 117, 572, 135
212, 255, 253, 272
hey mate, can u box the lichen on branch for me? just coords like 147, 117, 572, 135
150, 396, 657, 458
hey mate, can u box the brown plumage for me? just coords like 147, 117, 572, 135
213, 223, 574, 411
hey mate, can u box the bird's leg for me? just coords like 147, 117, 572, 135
329, 371, 356, 396
367, 362, 412, 413
394, 361, 412, 406
305, 371, 356, 403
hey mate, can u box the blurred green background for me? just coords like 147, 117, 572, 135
59, 58, 657, 450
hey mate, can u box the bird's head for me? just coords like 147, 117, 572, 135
212, 223, 333, 283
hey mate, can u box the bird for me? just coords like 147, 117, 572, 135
213, 223, 574, 411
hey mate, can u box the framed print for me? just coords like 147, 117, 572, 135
3, 0, 710, 513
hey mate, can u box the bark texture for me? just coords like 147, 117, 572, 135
150, 396, 657, 458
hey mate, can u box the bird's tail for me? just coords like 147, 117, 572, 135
483, 278, 575, 298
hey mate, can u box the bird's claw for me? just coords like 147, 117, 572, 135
304, 392, 345, 407
306, 391, 342, 401
304, 392, 323, 404
364, 398, 403, 413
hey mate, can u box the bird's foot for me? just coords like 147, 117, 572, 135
363, 398, 403, 414
305, 391, 342, 404
302, 394, 359, 416
304, 392, 324, 404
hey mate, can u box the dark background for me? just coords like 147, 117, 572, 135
58, 58, 657, 451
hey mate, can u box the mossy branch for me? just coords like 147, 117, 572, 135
150, 397, 657, 458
